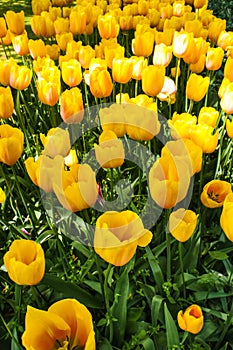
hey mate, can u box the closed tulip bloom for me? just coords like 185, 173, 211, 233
220, 193, 233, 242
226, 118, 233, 138
94, 210, 152, 266
64, 149, 78, 167
54, 17, 69, 34
100, 104, 127, 137
56, 32, 73, 51
0, 188, 6, 203
132, 31, 155, 57
155, 28, 175, 46
70, 9, 87, 35
31, 15, 55, 37
5, 10, 24, 35
220, 82, 233, 114
104, 43, 125, 69
153, 43, 173, 67
40, 128, 70, 158
9, 64, 32, 90
53, 163, 98, 212
45, 44, 60, 60
178, 305, 204, 334
194, 0, 207, 8
200, 180, 232, 208
0, 58, 17, 86
119, 15, 133, 31
198, 106, 219, 127
61, 59, 82, 87
32, 0, 51, 15
22, 299, 96, 350
98, 14, 119, 39
217, 30, 233, 50
169, 208, 198, 242
190, 54, 206, 73
185, 19, 203, 38
190, 124, 218, 153
79, 45, 95, 69
0, 17, 7, 38
168, 112, 197, 140
28, 39, 47, 59
0, 86, 14, 119
157, 76, 176, 103
173, 31, 194, 58
60, 87, 84, 124
90, 67, 113, 98
0, 125, 24, 165
33, 56, 55, 76
112, 57, 133, 84
218, 77, 230, 99
37, 67, 60, 106
186, 73, 210, 102
131, 56, 148, 80
149, 155, 190, 209
3, 240, 45, 286
206, 47, 224, 71
208, 18, 226, 43
142, 65, 165, 96
224, 56, 233, 82
95, 130, 124, 168
11, 32, 29, 56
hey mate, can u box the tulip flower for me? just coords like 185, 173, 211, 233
153, 43, 173, 67
32, 0, 51, 15
226, 118, 233, 138
90, 67, 113, 98
220, 82, 233, 114
94, 211, 153, 266
54, 17, 69, 35
104, 43, 125, 69
64, 149, 78, 167
169, 208, 198, 242
190, 124, 218, 153
60, 87, 84, 124
206, 47, 224, 71
100, 104, 127, 137
53, 163, 98, 212
0, 125, 24, 166
200, 180, 232, 208
28, 38, 47, 59
61, 59, 82, 87
149, 155, 190, 209
157, 76, 176, 103
45, 44, 60, 61
208, 18, 226, 43
178, 305, 204, 334
9, 64, 32, 90
217, 30, 233, 50
224, 56, 233, 82
3, 239, 45, 285
0, 58, 17, 86
142, 65, 165, 96
56, 32, 73, 51
0, 188, 6, 203
112, 57, 133, 84
79, 45, 95, 69
69, 9, 87, 35
0, 17, 7, 38
168, 112, 197, 140
155, 28, 174, 46
31, 15, 55, 37
186, 73, 210, 102
4, 10, 25, 35
220, 193, 233, 242
22, 299, 96, 350
95, 130, 124, 168
198, 106, 219, 127
98, 14, 119, 39
0, 86, 14, 119
131, 56, 148, 80
37, 67, 61, 106
40, 128, 70, 158
11, 32, 29, 56
172, 31, 194, 58
132, 30, 155, 57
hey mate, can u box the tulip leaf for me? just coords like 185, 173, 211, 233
209, 251, 229, 260
145, 246, 164, 294
41, 273, 102, 308
139, 337, 155, 350
164, 303, 180, 350
111, 266, 129, 347
99, 339, 113, 350
151, 295, 164, 327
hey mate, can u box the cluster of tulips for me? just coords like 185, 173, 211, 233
0, 0, 233, 348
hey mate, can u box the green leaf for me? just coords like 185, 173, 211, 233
41, 273, 102, 308
209, 251, 229, 260
145, 246, 164, 294
139, 337, 155, 350
36, 230, 53, 244
71, 241, 91, 258
164, 303, 180, 350
99, 339, 113, 350
151, 295, 164, 327
111, 266, 129, 347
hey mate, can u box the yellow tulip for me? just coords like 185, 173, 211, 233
69, 9, 87, 35
220, 82, 233, 114
0, 17, 7, 38
32, 0, 51, 15
208, 18, 226, 43
54, 17, 69, 35
224, 56, 233, 82
153, 43, 173, 67
220, 193, 233, 242
132, 30, 155, 57
4, 10, 25, 35
190, 124, 218, 153
0, 58, 17, 86
178, 305, 204, 334
28, 39, 47, 59
142, 65, 165, 96
112, 57, 133, 84
0, 125, 24, 166
172, 31, 194, 58
169, 208, 198, 242
0, 86, 14, 119
61, 59, 82, 87
3, 239, 45, 285
226, 118, 233, 138
186, 73, 210, 102
45, 44, 60, 61
56, 32, 73, 51
131, 56, 148, 80
168, 112, 197, 140
40, 127, 70, 158
206, 47, 224, 71
79, 45, 95, 69
200, 180, 232, 208
94, 211, 153, 266
90, 67, 113, 98
100, 104, 127, 137
31, 15, 55, 37
9, 64, 32, 90
217, 30, 233, 50
37, 67, 61, 106
60, 87, 84, 124
98, 14, 119, 39
0, 188, 6, 203
198, 106, 219, 127
95, 130, 124, 168
11, 32, 29, 56
22, 299, 96, 350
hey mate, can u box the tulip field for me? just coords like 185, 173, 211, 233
0, 0, 233, 349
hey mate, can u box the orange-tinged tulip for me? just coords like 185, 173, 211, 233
226, 118, 233, 138
168, 112, 197, 140
94, 210, 152, 266
70, 9, 87, 35
79, 45, 95, 69
172, 31, 194, 58
28, 39, 47, 59
33, 56, 55, 76
132, 30, 155, 57
95, 130, 124, 168
194, 0, 207, 8
0, 17, 7, 38
190, 124, 218, 153
220, 82, 233, 114
220, 193, 233, 242
22, 299, 96, 350
0, 86, 14, 119
153, 43, 173, 67
60, 87, 84, 124
169, 208, 198, 242
119, 15, 133, 31
53, 163, 98, 212
11, 32, 29, 56
98, 14, 120, 39
200, 180, 232, 208
61, 59, 82, 87
142, 65, 165, 96
5, 10, 24, 35
224, 56, 233, 82
198, 106, 219, 127
3, 239, 45, 285
9, 64, 32, 90
217, 30, 233, 50
112, 57, 133, 84
40, 128, 70, 158
149, 155, 190, 209
124, 102, 160, 140
186, 73, 210, 102
208, 18, 226, 43
100, 104, 127, 137
178, 305, 204, 334
0, 125, 24, 165
31, 15, 55, 37
206, 47, 224, 71
90, 67, 113, 98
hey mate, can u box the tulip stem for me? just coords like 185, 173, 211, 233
214, 112, 227, 178
214, 300, 233, 350
135, 79, 138, 97
175, 58, 181, 90
187, 99, 194, 114
15, 284, 22, 324
0, 311, 24, 350
165, 209, 172, 281
104, 263, 114, 343
179, 242, 186, 299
